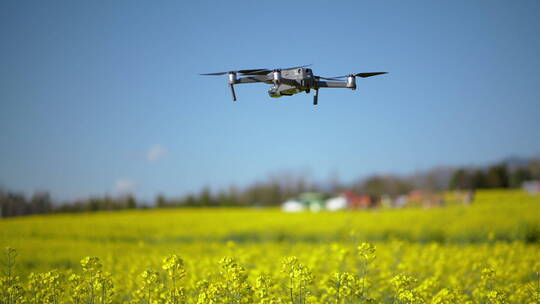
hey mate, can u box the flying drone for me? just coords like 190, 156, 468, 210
200, 65, 387, 105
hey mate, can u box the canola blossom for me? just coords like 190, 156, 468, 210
0, 190, 539, 303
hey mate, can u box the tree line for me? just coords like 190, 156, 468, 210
0, 191, 137, 217
1, 158, 539, 217
448, 162, 539, 190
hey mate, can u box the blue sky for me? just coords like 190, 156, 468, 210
1, 1, 539, 201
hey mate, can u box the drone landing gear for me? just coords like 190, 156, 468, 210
313, 88, 319, 105
229, 84, 237, 101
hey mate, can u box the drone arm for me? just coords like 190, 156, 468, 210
227, 75, 272, 101
314, 80, 349, 88
235, 75, 272, 84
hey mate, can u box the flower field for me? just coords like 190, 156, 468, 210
1, 190, 539, 303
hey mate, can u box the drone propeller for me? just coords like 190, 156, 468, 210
200, 69, 269, 101
329, 72, 388, 78
199, 69, 268, 76
240, 64, 313, 75
275, 64, 312, 71
200, 65, 313, 76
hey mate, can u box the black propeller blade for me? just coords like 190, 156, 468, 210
200, 72, 229, 76
277, 64, 312, 71
240, 64, 313, 75
330, 72, 388, 78
199, 69, 269, 76
240, 69, 272, 76
200, 65, 313, 76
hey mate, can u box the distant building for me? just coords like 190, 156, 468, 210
325, 196, 348, 211
523, 181, 540, 194
380, 194, 392, 208
408, 190, 427, 201
281, 200, 304, 212
299, 192, 325, 212
281, 192, 326, 212
408, 190, 445, 208
342, 191, 373, 209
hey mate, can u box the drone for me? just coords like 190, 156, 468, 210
200, 65, 387, 105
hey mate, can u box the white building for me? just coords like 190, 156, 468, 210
281, 200, 305, 212
325, 196, 348, 211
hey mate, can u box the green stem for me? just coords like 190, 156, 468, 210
289, 276, 294, 304
336, 281, 340, 304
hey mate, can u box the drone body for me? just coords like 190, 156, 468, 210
200, 65, 387, 105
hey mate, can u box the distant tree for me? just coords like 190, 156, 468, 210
449, 169, 472, 190
92, 198, 103, 211
486, 164, 509, 188
362, 176, 386, 196
126, 195, 137, 209
243, 184, 261, 206
359, 175, 413, 197
408, 168, 449, 191
528, 158, 540, 180
156, 194, 167, 208
30, 192, 52, 214
509, 168, 531, 188
0, 191, 28, 217
198, 186, 213, 207
227, 186, 240, 206
215, 188, 240, 207
471, 170, 487, 189
184, 194, 197, 207
268, 181, 283, 205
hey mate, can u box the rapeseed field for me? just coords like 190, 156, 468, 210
1, 190, 539, 303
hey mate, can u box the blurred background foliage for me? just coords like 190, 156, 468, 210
1, 157, 539, 216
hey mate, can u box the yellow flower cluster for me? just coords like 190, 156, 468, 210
0, 190, 539, 303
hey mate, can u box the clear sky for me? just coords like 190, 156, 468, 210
1, 1, 539, 201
